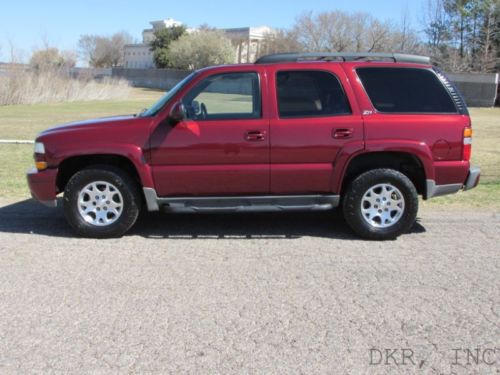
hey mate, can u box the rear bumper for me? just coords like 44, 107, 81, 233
426, 165, 480, 199
463, 165, 481, 191
26, 167, 58, 207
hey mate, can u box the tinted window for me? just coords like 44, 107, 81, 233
276, 71, 350, 118
183, 72, 261, 120
357, 67, 457, 113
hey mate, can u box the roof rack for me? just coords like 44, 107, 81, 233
255, 52, 431, 65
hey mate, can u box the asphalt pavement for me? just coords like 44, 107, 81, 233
0, 199, 498, 374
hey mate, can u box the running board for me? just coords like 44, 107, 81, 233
143, 188, 340, 213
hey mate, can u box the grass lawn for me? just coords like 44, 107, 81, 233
0, 88, 163, 140
0, 88, 498, 208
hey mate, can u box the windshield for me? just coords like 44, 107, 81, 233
138, 72, 197, 117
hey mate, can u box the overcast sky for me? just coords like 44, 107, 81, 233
0, 0, 426, 63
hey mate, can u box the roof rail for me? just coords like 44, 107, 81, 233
255, 52, 431, 65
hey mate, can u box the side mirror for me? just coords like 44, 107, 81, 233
168, 102, 186, 125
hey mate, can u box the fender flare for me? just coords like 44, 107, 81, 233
53, 143, 155, 188
332, 139, 434, 193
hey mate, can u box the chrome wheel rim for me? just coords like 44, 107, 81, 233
77, 181, 123, 226
361, 183, 405, 228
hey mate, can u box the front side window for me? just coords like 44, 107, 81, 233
356, 67, 457, 113
183, 72, 261, 120
276, 70, 351, 118
139, 72, 197, 117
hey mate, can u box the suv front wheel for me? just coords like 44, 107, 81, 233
63, 166, 141, 238
342, 168, 418, 240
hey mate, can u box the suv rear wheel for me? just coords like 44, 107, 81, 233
342, 168, 418, 240
63, 166, 141, 238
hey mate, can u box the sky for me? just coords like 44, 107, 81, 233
0, 0, 426, 65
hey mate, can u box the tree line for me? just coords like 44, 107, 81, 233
422, 0, 499, 72
22, 0, 499, 73
259, 0, 499, 72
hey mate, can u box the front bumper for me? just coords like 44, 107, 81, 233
426, 165, 480, 199
26, 167, 58, 207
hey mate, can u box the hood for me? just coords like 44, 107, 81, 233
39, 115, 137, 136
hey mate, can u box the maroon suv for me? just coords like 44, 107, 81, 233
27, 52, 480, 240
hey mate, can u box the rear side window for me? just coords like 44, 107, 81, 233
276, 71, 351, 118
356, 67, 457, 113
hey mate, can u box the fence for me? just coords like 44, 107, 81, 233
69, 67, 112, 80
111, 68, 190, 90
447, 72, 499, 107
111, 67, 499, 107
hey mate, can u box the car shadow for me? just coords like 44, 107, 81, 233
0, 198, 426, 240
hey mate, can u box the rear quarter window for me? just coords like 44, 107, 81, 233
356, 67, 457, 114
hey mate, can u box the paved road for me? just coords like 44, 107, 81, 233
0, 199, 498, 374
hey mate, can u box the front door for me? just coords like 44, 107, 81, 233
150, 70, 270, 196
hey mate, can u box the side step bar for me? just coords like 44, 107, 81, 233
143, 188, 340, 213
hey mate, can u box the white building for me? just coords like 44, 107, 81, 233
123, 19, 272, 69
123, 44, 154, 69
222, 26, 272, 63
123, 18, 183, 69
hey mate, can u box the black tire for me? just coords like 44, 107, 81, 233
342, 168, 418, 240
63, 165, 141, 238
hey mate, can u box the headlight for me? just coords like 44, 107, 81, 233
34, 142, 45, 154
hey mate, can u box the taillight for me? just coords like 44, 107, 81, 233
463, 127, 472, 161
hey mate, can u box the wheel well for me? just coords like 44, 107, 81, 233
57, 154, 142, 193
341, 152, 426, 195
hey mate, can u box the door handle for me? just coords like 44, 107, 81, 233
245, 130, 266, 141
332, 128, 354, 139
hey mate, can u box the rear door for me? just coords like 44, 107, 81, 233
267, 65, 364, 194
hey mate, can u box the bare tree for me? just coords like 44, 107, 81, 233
290, 11, 421, 54
293, 12, 327, 51
7, 39, 25, 64
30, 47, 76, 71
318, 11, 354, 51
78, 31, 133, 68
109, 32, 134, 66
385, 7, 426, 54
365, 19, 392, 52
350, 13, 370, 52
258, 29, 304, 57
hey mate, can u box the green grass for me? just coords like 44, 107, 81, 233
0, 144, 34, 198
0, 88, 163, 140
0, 90, 498, 208
421, 181, 500, 208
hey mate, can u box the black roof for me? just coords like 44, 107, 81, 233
255, 52, 431, 65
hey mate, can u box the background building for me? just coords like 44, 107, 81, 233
222, 26, 272, 63
124, 18, 184, 69
123, 19, 272, 68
